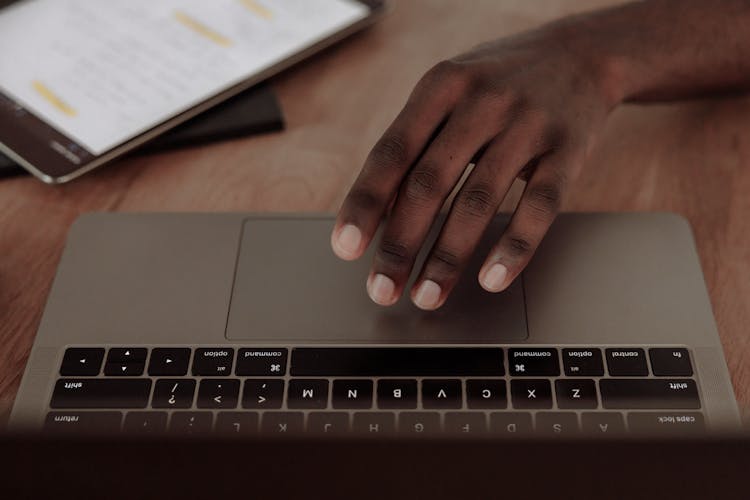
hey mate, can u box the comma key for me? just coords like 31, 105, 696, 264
242, 379, 284, 409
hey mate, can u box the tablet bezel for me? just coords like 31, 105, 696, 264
0, 0, 386, 184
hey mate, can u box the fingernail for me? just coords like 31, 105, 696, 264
413, 280, 442, 310
367, 273, 396, 306
480, 263, 508, 292
332, 224, 362, 260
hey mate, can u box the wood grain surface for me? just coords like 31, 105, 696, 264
0, 0, 748, 425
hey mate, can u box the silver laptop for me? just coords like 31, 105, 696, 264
8, 213, 741, 437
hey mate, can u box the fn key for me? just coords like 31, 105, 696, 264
649, 348, 693, 376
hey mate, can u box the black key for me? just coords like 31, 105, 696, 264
261, 412, 304, 435
60, 348, 104, 376
605, 348, 649, 376
398, 412, 441, 435
215, 412, 259, 435
152, 379, 196, 409
510, 379, 552, 409
197, 379, 240, 409
508, 348, 559, 376
148, 348, 191, 376
107, 348, 147, 363
192, 348, 234, 376
44, 411, 122, 434
562, 348, 604, 376
242, 379, 284, 409
50, 379, 151, 409
466, 379, 507, 409
627, 412, 705, 434
581, 412, 626, 435
332, 380, 373, 409
377, 379, 418, 409
236, 348, 288, 376
649, 348, 693, 376
555, 379, 598, 409
307, 412, 350, 434
123, 412, 168, 435
104, 361, 145, 376
169, 412, 213, 435
291, 348, 504, 376
352, 412, 396, 435
535, 412, 579, 435
287, 379, 329, 409
601, 379, 700, 409
445, 412, 487, 435
422, 379, 462, 409
489, 412, 533, 436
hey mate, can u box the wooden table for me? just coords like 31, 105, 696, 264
0, 0, 748, 426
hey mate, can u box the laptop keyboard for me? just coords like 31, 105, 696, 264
45, 346, 704, 437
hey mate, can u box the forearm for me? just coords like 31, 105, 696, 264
555, 0, 750, 105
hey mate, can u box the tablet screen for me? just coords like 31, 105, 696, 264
0, 0, 373, 179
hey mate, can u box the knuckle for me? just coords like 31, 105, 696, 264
504, 233, 534, 257
421, 59, 468, 92
370, 134, 410, 169
404, 164, 443, 202
377, 239, 412, 268
526, 179, 563, 218
455, 184, 496, 218
429, 246, 462, 274
346, 187, 381, 213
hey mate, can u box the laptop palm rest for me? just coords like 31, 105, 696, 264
225, 218, 528, 343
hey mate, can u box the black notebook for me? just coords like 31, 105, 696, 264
0, 84, 284, 179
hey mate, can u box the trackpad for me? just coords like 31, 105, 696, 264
225, 218, 528, 343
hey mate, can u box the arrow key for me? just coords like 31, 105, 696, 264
197, 379, 239, 409
242, 379, 284, 409
104, 361, 145, 376
60, 348, 105, 376
107, 348, 147, 364
148, 348, 191, 376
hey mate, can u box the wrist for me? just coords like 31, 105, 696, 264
547, 11, 640, 110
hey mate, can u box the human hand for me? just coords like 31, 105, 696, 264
331, 25, 620, 310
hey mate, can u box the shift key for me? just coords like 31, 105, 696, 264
600, 379, 700, 409
50, 379, 152, 409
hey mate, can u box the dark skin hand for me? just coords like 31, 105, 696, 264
332, 0, 750, 310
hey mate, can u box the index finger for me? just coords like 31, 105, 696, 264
331, 62, 465, 261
